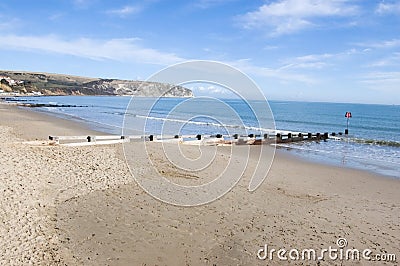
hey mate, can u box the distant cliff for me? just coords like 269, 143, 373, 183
0, 70, 193, 97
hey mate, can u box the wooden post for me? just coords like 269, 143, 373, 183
87, 136, 96, 142
216, 134, 222, 138
248, 133, 254, 138
149, 135, 154, 141
233, 134, 239, 139
276, 133, 281, 141
288, 133, 292, 139
196, 134, 201, 140
174, 135, 179, 139
263, 133, 268, 139
308, 133, 312, 139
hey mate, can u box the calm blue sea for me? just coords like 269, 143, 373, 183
10, 96, 400, 178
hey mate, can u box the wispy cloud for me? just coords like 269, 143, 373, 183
279, 49, 362, 70
0, 35, 184, 65
238, 0, 359, 35
0, 16, 20, 30
193, 0, 237, 9
191, 85, 231, 95
73, 0, 96, 9
355, 39, 400, 49
107, 5, 143, 18
360, 71, 400, 93
263, 45, 279, 50
230, 59, 317, 84
376, 1, 400, 14
295, 53, 334, 62
279, 61, 329, 70
48, 13, 65, 21
366, 53, 400, 68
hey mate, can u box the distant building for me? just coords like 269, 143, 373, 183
0, 76, 22, 86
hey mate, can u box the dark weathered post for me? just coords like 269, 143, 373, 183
196, 134, 201, 140
233, 134, 239, 139
149, 135, 154, 141
264, 133, 269, 139
276, 133, 281, 142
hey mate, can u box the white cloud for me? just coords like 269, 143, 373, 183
361, 71, 400, 94
239, 0, 359, 35
280, 48, 365, 70
230, 59, 317, 84
193, 0, 236, 9
263, 45, 279, 50
192, 85, 230, 94
73, 0, 95, 9
0, 16, 20, 30
279, 61, 329, 70
366, 53, 400, 68
279, 52, 339, 70
107, 5, 143, 17
237, 48, 366, 83
356, 39, 400, 49
295, 53, 334, 62
376, 1, 400, 14
48, 13, 65, 21
0, 35, 184, 65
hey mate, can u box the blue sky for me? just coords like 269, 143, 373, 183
0, 0, 399, 104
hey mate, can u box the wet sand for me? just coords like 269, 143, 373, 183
1, 102, 399, 265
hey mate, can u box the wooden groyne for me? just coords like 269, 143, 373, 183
48, 135, 132, 146
48, 131, 346, 146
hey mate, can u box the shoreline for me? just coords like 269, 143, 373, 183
276, 145, 400, 180
0, 101, 102, 140
1, 101, 396, 180
2, 99, 398, 180
1, 101, 399, 265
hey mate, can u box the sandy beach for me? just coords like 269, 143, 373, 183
0, 102, 399, 265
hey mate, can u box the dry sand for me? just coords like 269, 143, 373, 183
0, 102, 399, 265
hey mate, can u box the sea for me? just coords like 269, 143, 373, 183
7, 96, 400, 178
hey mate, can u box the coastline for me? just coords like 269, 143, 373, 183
0, 102, 102, 140
276, 144, 400, 180
1, 102, 399, 265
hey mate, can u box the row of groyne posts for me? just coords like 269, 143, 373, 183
49, 130, 348, 146
149, 132, 332, 143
